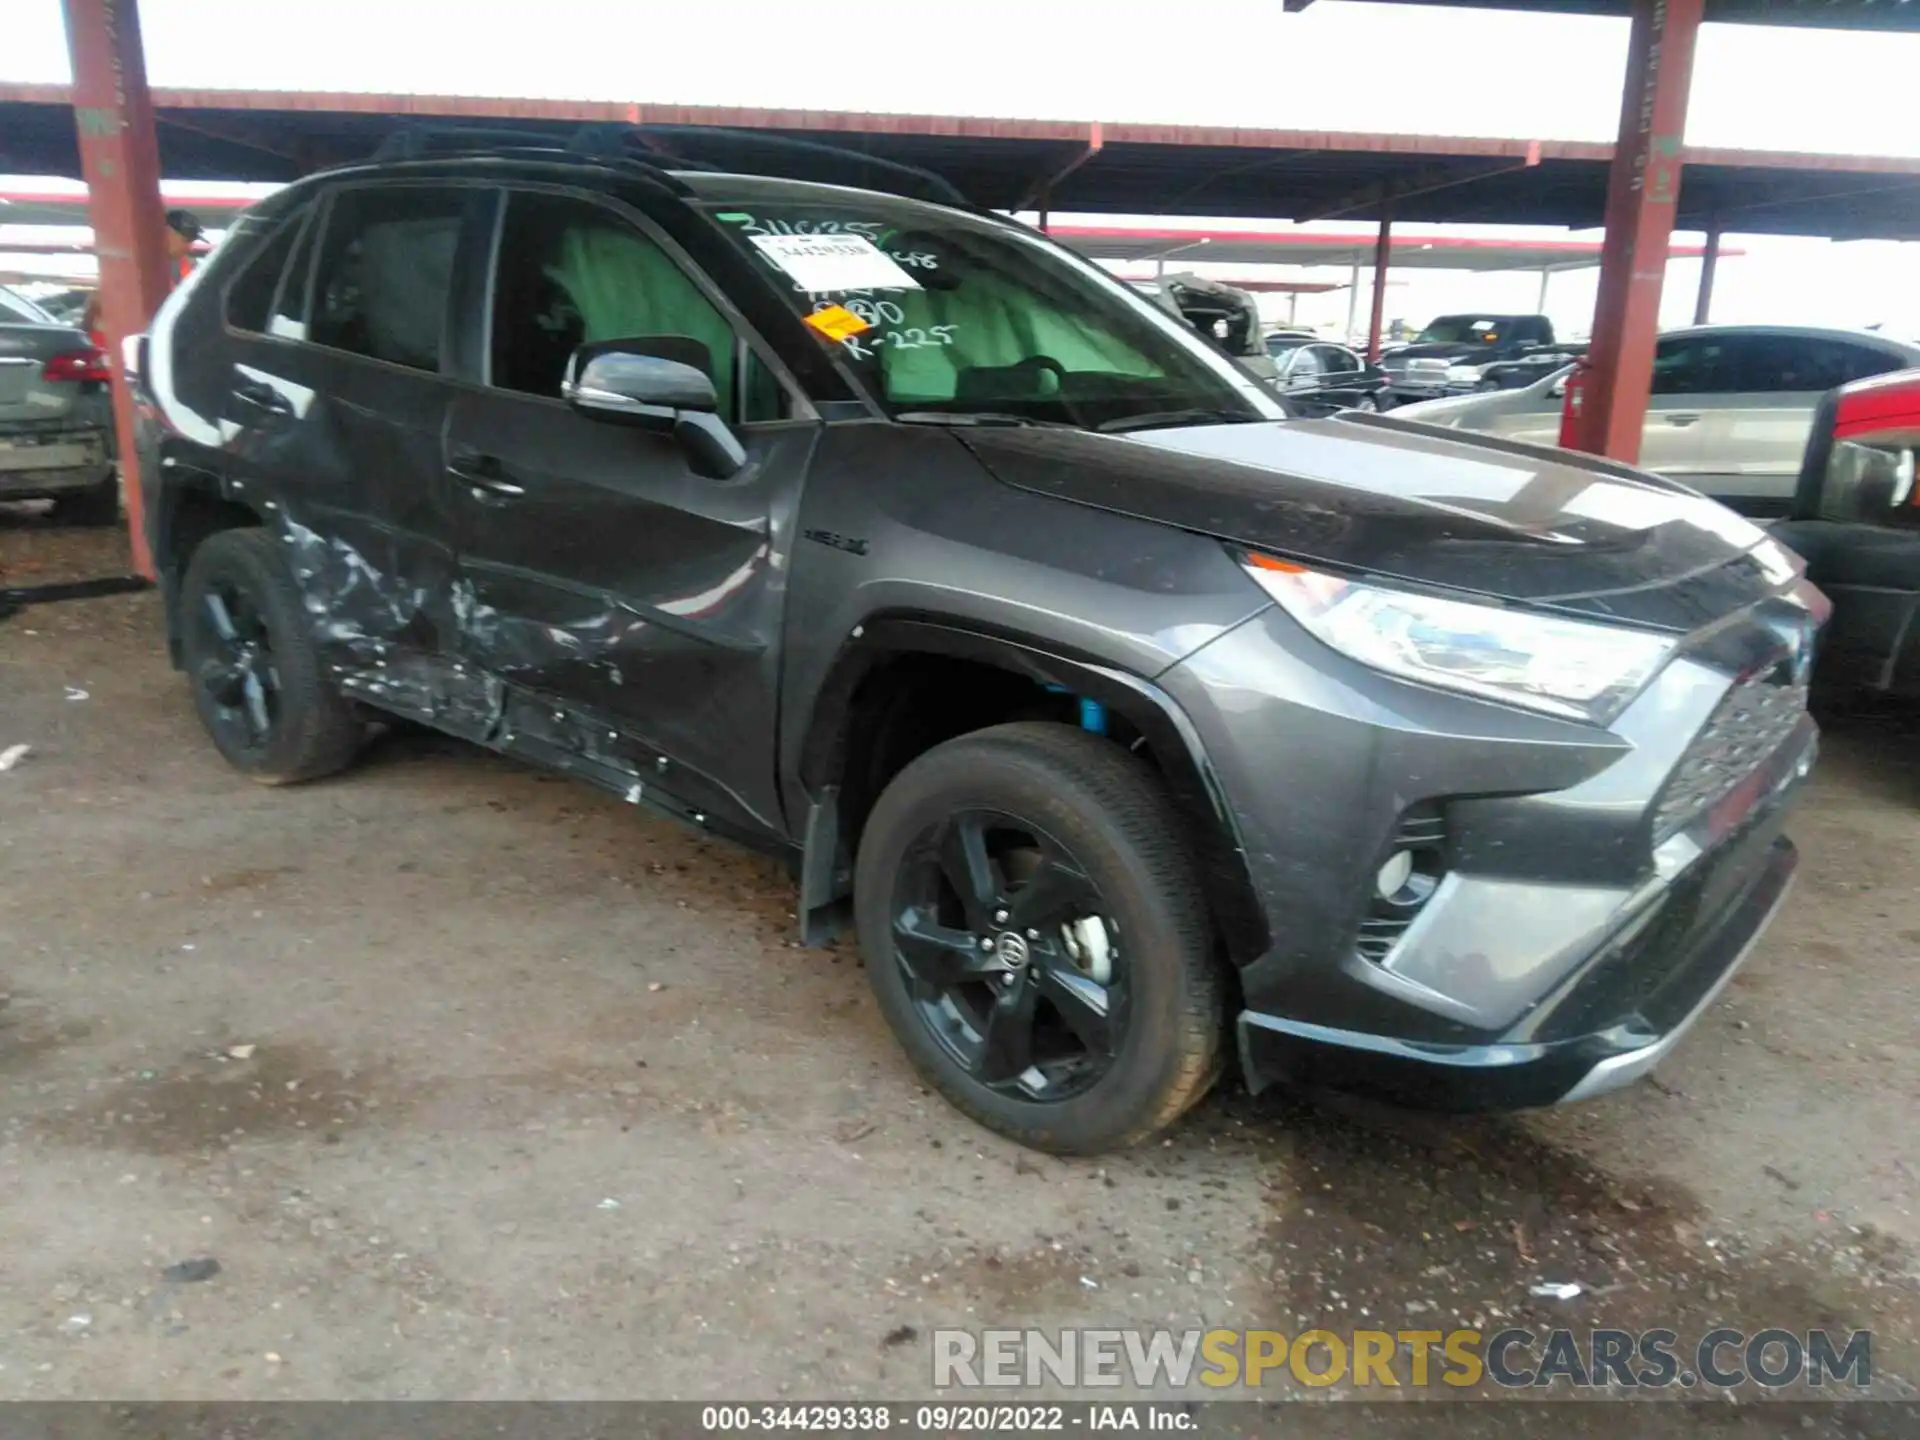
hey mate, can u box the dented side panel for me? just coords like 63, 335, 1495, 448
444, 386, 820, 837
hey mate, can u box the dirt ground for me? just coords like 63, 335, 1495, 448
2, 517, 1916, 1424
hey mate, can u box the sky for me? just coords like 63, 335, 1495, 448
6, 0, 1919, 337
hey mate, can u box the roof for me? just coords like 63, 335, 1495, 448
1658, 322, 1920, 355
3, 86, 1918, 239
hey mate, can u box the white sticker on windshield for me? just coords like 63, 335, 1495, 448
750, 233, 923, 293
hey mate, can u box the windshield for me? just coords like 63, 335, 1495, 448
1417, 316, 1511, 345
701, 196, 1283, 429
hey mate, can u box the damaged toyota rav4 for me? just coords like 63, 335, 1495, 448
134, 131, 1823, 1154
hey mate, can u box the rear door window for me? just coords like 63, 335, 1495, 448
1718, 334, 1838, 393
309, 187, 466, 371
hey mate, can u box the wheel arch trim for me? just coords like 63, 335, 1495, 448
795, 613, 1272, 963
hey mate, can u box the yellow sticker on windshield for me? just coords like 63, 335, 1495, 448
805, 304, 873, 342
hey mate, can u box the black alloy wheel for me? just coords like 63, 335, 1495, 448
891, 807, 1123, 1102
855, 723, 1225, 1154
178, 528, 364, 784
193, 578, 281, 758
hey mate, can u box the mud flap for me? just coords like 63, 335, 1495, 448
798, 788, 853, 947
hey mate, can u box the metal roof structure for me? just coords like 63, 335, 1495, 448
1049, 224, 1734, 273
1298, 0, 1920, 26
2, 85, 1918, 239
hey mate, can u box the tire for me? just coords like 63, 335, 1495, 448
49, 473, 120, 527
178, 527, 364, 784
854, 722, 1225, 1154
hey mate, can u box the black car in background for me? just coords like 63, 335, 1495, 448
1266, 337, 1389, 414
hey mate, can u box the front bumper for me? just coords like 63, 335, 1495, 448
1236, 818, 1799, 1111
1160, 582, 1821, 1113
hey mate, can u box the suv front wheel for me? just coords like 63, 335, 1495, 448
854, 723, 1225, 1154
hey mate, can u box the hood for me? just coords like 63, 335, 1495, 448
957, 414, 1795, 632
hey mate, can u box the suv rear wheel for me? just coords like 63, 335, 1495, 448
178, 528, 364, 784
854, 722, 1224, 1154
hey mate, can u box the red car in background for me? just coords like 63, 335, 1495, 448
1772, 368, 1920, 694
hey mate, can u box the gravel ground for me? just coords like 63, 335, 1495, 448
1, 515, 1916, 1427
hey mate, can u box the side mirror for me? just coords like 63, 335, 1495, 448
1795, 372, 1920, 523
1548, 374, 1569, 399
1817, 441, 1918, 523
563, 338, 746, 480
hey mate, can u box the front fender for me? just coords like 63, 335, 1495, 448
792, 615, 1271, 963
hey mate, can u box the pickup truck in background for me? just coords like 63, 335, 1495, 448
1378, 313, 1568, 404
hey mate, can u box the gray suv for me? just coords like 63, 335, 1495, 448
132, 129, 1821, 1153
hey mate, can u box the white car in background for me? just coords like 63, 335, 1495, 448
1392, 324, 1920, 516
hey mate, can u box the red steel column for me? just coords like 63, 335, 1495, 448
64, 0, 171, 578
1365, 199, 1393, 362
1569, 0, 1703, 463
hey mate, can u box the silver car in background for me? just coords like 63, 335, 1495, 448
1393, 325, 1920, 516
0, 285, 118, 525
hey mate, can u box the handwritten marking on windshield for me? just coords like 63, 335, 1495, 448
721, 211, 941, 272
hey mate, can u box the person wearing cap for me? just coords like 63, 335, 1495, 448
83, 207, 206, 347
165, 208, 204, 283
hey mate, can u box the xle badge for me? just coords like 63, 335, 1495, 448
803, 529, 870, 556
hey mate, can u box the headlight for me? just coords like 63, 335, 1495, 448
1243, 555, 1675, 722
1444, 364, 1485, 384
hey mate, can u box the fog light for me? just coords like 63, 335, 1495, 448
1376, 850, 1414, 899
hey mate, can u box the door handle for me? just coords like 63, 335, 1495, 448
448, 450, 526, 498
233, 379, 292, 416
1663, 413, 1701, 427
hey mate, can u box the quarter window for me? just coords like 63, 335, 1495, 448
224, 207, 309, 334
309, 187, 465, 371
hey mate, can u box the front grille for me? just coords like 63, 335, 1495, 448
1651, 673, 1808, 841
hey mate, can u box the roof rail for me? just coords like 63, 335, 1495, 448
565, 124, 725, 173
367, 121, 972, 209
371, 126, 569, 161
625, 124, 973, 209
367, 122, 694, 195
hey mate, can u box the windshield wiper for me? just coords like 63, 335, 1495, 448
1095, 408, 1261, 435
894, 411, 1075, 429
